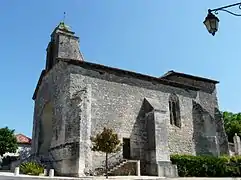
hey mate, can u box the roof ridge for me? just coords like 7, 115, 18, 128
161, 70, 219, 84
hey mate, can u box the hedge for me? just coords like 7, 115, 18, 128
171, 154, 241, 177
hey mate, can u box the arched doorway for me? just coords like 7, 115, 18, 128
38, 102, 53, 155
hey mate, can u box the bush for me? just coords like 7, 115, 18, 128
20, 161, 44, 176
171, 154, 241, 177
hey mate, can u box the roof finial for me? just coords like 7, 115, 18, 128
56, 12, 71, 32
63, 12, 66, 23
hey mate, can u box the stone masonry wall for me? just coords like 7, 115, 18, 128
66, 61, 221, 169
32, 59, 227, 176
162, 74, 229, 155
32, 62, 81, 176
162, 75, 216, 93
57, 34, 83, 61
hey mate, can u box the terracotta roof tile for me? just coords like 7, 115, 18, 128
16, 134, 31, 145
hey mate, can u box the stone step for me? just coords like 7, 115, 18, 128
101, 160, 129, 176
108, 161, 128, 173
94, 158, 129, 176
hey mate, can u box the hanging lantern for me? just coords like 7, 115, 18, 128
203, 10, 220, 36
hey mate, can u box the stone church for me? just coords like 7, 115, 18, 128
31, 22, 229, 177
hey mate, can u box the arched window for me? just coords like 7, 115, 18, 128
169, 94, 181, 128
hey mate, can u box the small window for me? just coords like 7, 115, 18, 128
169, 94, 181, 128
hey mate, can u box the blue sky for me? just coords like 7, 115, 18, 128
1, 0, 241, 137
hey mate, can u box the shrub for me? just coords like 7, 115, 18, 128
171, 154, 241, 177
0, 127, 18, 156
20, 161, 44, 176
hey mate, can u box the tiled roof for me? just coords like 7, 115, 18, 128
16, 134, 31, 145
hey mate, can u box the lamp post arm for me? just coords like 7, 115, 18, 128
209, 2, 241, 16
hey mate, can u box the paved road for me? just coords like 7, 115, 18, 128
0, 173, 239, 180
0, 174, 165, 180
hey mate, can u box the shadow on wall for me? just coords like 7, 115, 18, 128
130, 98, 156, 175
214, 107, 230, 155
38, 102, 53, 156
192, 101, 226, 156
192, 100, 216, 156
130, 99, 146, 174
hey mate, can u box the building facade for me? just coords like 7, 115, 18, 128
31, 22, 229, 177
1, 134, 31, 170
2, 134, 31, 159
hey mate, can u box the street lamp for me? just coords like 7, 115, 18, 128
204, 2, 241, 36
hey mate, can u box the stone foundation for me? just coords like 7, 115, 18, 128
145, 161, 178, 177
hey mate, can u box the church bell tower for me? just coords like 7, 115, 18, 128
45, 22, 84, 72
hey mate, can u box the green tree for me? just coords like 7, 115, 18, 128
222, 111, 241, 142
0, 127, 18, 156
90, 127, 121, 178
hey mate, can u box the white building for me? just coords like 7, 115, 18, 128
2, 134, 31, 159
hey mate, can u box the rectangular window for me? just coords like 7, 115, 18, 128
169, 94, 181, 128
169, 102, 173, 125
